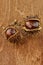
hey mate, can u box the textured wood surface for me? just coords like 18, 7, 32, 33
0, 0, 43, 65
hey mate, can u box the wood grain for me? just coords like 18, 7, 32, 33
0, 0, 43, 65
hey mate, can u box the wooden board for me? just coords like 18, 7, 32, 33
0, 0, 43, 65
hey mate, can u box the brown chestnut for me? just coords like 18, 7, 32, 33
5, 28, 16, 39
25, 20, 39, 29
25, 22, 32, 29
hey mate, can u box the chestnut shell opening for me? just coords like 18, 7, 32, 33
25, 19, 40, 29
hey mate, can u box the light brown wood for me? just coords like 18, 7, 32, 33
0, 0, 43, 65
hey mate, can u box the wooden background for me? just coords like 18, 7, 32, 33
0, 0, 43, 65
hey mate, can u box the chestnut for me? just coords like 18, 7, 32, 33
25, 22, 32, 29
32, 21, 39, 28
5, 28, 16, 39
25, 20, 39, 29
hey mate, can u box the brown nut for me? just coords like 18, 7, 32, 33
5, 28, 16, 39
25, 20, 39, 29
